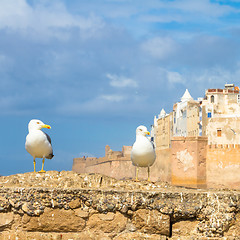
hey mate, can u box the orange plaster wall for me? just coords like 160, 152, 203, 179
206, 145, 240, 190
171, 137, 208, 188
73, 140, 240, 190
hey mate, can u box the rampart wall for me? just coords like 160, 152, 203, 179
207, 144, 240, 189
73, 139, 240, 190
171, 136, 207, 189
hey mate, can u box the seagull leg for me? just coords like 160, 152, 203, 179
147, 166, 150, 182
39, 158, 46, 173
136, 167, 139, 181
33, 158, 36, 173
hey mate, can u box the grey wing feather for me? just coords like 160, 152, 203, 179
150, 137, 155, 149
151, 141, 155, 149
44, 132, 52, 145
44, 132, 54, 159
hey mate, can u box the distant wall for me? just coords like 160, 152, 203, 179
73, 139, 240, 190
72, 145, 171, 182
207, 144, 240, 190
153, 148, 171, 182
171, 136, 208, 189
73, 145, 136, 180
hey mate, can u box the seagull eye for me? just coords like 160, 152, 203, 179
139, 129, 142, 131
37, 122, 40, 124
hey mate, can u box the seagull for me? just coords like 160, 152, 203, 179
25, 119, 54, 173
131, 125, 156, 181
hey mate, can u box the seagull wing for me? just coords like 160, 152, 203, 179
44, 132, 52, 145
43, 132, 54, 159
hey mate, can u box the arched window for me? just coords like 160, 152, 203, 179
211, 95, 214, 103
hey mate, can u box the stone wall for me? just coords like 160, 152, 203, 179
73, 138, 240, 190
72, 145, 137, 180
206, 117, 240, 145
73, 145, 172, 182
207, 144, 240, 190
171, 136, 208, 189
0, 171, 239, 239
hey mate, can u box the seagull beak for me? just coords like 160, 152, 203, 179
42, 124, 51, 129
146, 131, 150, 135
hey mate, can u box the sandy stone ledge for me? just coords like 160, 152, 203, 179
0, 171, 239, 239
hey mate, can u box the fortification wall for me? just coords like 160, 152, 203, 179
0, 171, 239, 239
73, 145, 172, 182
153, 147, 171, 182
72, 145, 137, 180
171, 136, 208, 189
73, 139, 240, 190
207, 144, 240, 190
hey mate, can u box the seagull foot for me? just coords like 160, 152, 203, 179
38, 170, 46, 173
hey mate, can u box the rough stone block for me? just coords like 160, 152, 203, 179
22, 208, 86, 232
0, 212, 14, 230
87, 211, 127, 236
172, 220, 199, 237
132, 209, 170, 236
115, 232, 167, 239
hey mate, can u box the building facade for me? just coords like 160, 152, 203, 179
153, 84, 240, 147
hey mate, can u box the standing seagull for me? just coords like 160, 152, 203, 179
131, 125, 156, 181
25, 119, 54, 173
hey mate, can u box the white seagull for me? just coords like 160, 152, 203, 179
25, 119, 54, 173
131, 125, 156, 181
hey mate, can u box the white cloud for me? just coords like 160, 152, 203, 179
190, 67, 236, 85
0, 54, 13, 72
167, 71, 185, 84
106, 73, 138, 88
56, 94, 127, 115
172, 0, 236, 17
139, 0, 237, 26
0, 0, 104, 39
141, 14, 184, 23
141, 37, 178, 59
100, 94, 125, 102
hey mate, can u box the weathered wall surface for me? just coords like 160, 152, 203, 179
73, 146, 172, 182
73, 138, 240, 190
73, 145, 137, 180
206, 117, 240, 145
0, 171, 240, 239
154, 148, 171, 182
207, 144, 240, 190
156, 112, 172, 149
171, 137, 208, 189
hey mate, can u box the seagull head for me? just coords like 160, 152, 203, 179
136, 125, 150, 137
28, 119, 51, 132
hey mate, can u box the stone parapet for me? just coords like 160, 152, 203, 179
0, 171, 240, 239
208, 144, 240, 149
172, 136, 208, 142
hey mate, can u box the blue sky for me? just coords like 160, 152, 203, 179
1, 0, 240, 175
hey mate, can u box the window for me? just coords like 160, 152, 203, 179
208, 112, 212, 118
182, 110, 186, 118
211, 95, 214, 103
238, 94, 240, 103
217, 129, 222, 137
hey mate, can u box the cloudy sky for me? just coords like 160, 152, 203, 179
1, 0, 240, 175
